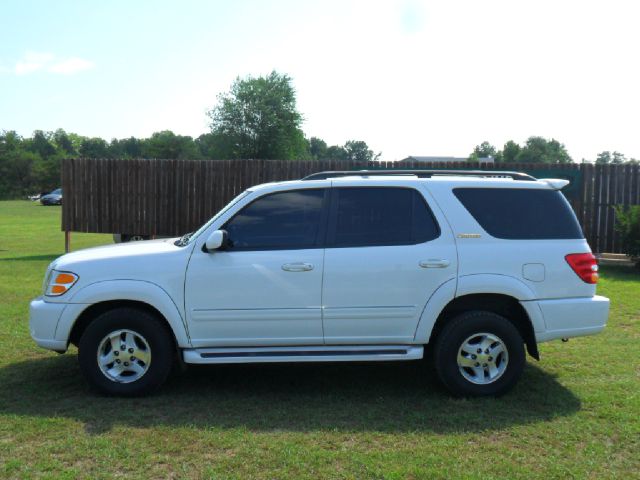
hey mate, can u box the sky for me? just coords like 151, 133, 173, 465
1, 0, 639, 162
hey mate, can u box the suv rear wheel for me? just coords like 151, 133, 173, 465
434, 311, 525, 397
78, 307, 174, 396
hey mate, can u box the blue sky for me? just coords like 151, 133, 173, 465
1, 0, 639, 161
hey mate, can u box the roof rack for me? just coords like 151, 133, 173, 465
302, 169, 536, 181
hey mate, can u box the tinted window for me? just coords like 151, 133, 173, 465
329, 188, 439, 247
224, 189, 325, 250
453, 188, 584, 239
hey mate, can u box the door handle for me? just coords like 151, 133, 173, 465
419, 259, 450, 269
282, 262, 314, 272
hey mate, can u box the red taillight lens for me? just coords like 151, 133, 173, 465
565, 253, 599, 284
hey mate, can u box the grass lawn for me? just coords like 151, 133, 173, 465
0, 199, 639, 479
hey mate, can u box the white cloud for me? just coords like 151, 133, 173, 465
13, 51, 94, 75
48, 57, 94, 74
15, 51, 54, 75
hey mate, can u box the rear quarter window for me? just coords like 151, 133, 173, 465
453, 188, 584, 240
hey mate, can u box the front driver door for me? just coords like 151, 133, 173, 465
185, 188, 328, 347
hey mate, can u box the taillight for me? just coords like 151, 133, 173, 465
565, 253, 598, 284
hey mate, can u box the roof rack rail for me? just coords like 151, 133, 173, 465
302, 169, 536, 181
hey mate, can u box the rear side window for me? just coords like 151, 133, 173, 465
328, 187, 440, 247
224, 189, 326, 250
453, 188, 584, 239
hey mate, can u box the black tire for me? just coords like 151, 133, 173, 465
120, 234, 150, 242
78, 307, 174, 396
434, 311, 525, 397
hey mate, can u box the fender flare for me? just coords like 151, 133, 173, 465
414, 274, 541, 344
413, 278, 457, 343
56, 280, 191, 347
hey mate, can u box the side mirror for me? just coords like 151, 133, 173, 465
204, 230, 229, 252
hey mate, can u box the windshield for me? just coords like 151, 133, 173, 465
185, 190, 252, 245
51, 188, 62, 195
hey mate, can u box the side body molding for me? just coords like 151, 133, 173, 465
57, 280, 191, 347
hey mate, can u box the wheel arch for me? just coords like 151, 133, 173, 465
68, 300, 178, 348
60, 280, 191, 348
428, 293, 539, 360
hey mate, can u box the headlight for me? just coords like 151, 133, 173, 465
44, 270, 79, 297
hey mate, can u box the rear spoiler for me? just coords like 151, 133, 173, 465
540, 178, 570, 190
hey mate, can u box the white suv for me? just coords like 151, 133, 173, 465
29, 170, 610, 397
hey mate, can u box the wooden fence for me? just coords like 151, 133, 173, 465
61, 158, 640, 253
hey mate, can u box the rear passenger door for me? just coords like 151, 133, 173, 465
322, 186, 456, 344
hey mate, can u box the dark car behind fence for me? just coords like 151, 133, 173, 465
61, 158, 640, 254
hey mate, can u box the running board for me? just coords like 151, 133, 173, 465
182, 345, 424, 364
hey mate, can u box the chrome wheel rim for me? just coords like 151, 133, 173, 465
97, 329, 151, 383
457, 332, 509, 385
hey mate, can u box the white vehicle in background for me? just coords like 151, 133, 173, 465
29, 170, 609, 397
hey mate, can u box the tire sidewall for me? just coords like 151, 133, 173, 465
78, 308, 174, 396
435, 311, 525, 397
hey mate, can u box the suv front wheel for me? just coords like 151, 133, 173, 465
434, 311, 525, 397
78, 307, 174, 396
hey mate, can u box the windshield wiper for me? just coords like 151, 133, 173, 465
174, 232, 193, 247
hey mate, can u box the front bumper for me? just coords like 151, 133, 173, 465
531, 295, 610, 342
29, 297, 68, 351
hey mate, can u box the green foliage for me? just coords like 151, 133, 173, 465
308, 137, 327, 160
471, 137, 572, 164
207, 71, 308, 160
516, 136, 572, 164
468, 141, 497, 161
109, 137, 143, 158
325, 145, 346, 161
614, 205, 640, 268
0, 72, 384, 197
79, 137, 110, 158
343, 140, 380, 162
596, 151, 633, 165
142, 130, 201, 159
501, 140, 521, 163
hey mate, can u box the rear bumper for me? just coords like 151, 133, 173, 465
29, 297, 68, 351
527, 295, 609, 342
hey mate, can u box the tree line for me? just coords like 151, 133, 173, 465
1, 70, 636, 199
469, 139, 638, 165
0, 128, 378, 199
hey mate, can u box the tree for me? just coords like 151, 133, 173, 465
612, 151, 625, 164
468, 141, 497, 161
28, 130, 56, 159
141, 131, 200, 159
325, 145, 347, 161
79, 137, 110, 158
343, 140, 380, 162
0, 131, 37, 198
596, 151, 611, 164
308, 137, 327, 160
108, 137, 143, 158
207, 71, 308, 160
195, 132, 235, 159
500, 140, 521, 163
515, 137, 572, 164
53, 129, 76, 155
614, 205, 640, 269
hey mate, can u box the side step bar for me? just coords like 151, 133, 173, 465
182, 345, 424, 364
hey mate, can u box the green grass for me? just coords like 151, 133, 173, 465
1, 199, 639, 479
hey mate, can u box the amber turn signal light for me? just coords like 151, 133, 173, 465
45, 271, 79, 297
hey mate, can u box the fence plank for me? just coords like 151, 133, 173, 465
61, 158, 640, 253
